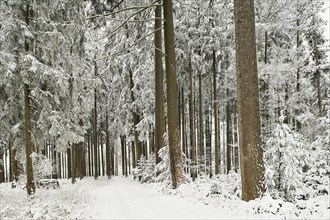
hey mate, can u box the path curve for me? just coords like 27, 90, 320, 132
87, 177, 234, 219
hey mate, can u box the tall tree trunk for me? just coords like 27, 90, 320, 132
77, 143, 83, 179
314, 33, 322, 116
100, 133, 104, 176
88, 130, 92, 176
120, 135, 126, 176
295, 19, 301, 131
124, 137, 128, 177
111, 142, 115, 175
130, 69, 141, 165
131, 140, 136, 169
163, 0, 183, 188
260, 31, 270, 139
198, 71, 204, 174
24, 3, 35, 196
105, 109, 111, 178
9, 139, 13, 182
149, 128, 155, 154
82, 143, 86, 177
67, 147, 72, 179
57, 150, 61, 179
93, 60, 98, 180
226, 89, 232, 174
189, 56, 197, 180
234, 0, 266, 201
0, 151, 4, 183
24, 85, 35, 194
213, 51, 220, 175
181, 87, 186, 172
205, 106, 212, 178
128, 142, 131, 175
71, 144, 76, 184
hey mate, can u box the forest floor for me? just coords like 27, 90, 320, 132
0, 175, 329, 219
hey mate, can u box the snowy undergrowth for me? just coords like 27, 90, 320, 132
0, 178, 98, 220
142, 172, 330, 219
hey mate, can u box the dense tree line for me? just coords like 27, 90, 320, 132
0, 0, 329, 203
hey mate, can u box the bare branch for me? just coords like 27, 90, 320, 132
86, 1, 161, 20
97, 2, 159, 41
96, 26, 164, 61
103, 17, 163, 23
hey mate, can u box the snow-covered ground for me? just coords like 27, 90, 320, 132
1, 175, 329, 219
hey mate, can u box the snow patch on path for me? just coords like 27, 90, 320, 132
87, 177, 236, 219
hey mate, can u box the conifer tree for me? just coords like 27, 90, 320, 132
234, 0, 265, 201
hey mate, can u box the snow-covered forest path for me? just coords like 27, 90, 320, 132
87, 177, 233, 219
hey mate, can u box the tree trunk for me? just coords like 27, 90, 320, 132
205, 106, 212, 178
87, 130, 91, 176
198, 71, 204, 174
111, 142, 115, 175
124, 137, 128, 177
189, 57, 197, 180
128, 142, 131, 175
23, 3, 35, 196
8, 139, 13, 182
24, 84, 35, 195
163, 0, 183, 188
314, 33, 322, 116
130, 69, 142, 165
121, 135, 126, 176
234, 0, 265, 201
100, 133, 104, 176
131, 140, 136, 169
57, 150, 61, 179
213, 51, 220, 175
93, 60, 98, 180
67, 147, 72, 178
77, 143, 83, 179
226, 89, 232, 174
295, 19, 301, 130
260, 31, 270, 139
106, 109, 111, 178
181, 87, 186, 172
72, 144, 77, 184
0, 151, 4, 183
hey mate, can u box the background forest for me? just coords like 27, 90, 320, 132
0, 0, 329, 218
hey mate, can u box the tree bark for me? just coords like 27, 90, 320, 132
234, 0, 265, 201
163, 0, 183, 188
295, 19, 301, 130
260, 31, 270, 139
23, 3, 35, 196
24, 84, 35, 195
314, 33, 322, 116
213, 51, 220, 175
130, 69, 142, 166
154, 1, 165, 171
93, 60, 98, 180
226, 89, 232, 174
106, 109, 111, 178
120, 135, 126, 176
71, 144, 76, 184
205, 106, 212, 178
198, 71, 204, 173
189, 57, 197, 180
181, 87, 186, 172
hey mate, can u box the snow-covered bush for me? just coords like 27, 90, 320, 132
265, 113, 330, 203
155, 146, 171, 183
264, 123, 306, 202
133, 153, 155, 183
31, 152, 53, 180
207, 171, 241, 199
